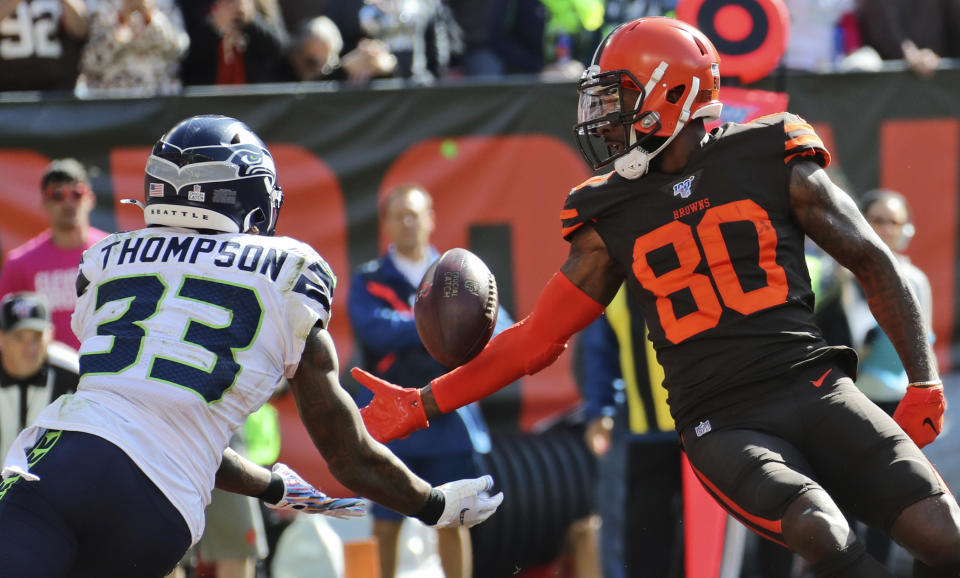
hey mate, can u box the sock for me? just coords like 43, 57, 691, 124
809, 541, 895, 578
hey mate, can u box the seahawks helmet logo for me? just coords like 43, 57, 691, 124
238, 151, 262, 165
147, 143, 277, 191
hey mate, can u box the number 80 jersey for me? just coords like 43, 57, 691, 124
39, 227, 333, 543
561, 113, 855, 428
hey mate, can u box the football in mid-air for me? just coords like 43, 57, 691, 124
415, 248, 499, 368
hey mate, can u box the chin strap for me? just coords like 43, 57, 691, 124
615, 75, 702, 180
613, 148, 651, 180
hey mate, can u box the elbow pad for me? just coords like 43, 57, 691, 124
431, 272, 605, 414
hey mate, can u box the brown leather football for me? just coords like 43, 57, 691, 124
415, 248, 499, 368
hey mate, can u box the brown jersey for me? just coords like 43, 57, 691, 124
561, 113, 856, 427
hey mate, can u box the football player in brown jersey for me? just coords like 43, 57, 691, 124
353, 17, 960, 578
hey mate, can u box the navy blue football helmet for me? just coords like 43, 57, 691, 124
142, 115, 283, 235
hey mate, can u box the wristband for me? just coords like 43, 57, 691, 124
257, 471, 285, 505
908, 381, 942, 388
413, 488, 445, 526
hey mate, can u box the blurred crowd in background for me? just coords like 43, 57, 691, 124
1, 0, 959, 97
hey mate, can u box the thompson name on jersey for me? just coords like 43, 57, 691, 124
6, 226, 335, 543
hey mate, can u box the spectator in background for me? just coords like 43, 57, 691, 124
313, 0, 365, 53
0, 292, 79, 461
348, 184, 507, 578
538, 0, 604, 80
579, 284, 683, 578
444, 0, 501, 78
357, 0, 462, 82
782, 0, 862, 72
178, 0, 289, 85
281, 14, 345, 80
0, 0, 88, 92
601, 0, 673, 31
75, 0, 189, 95
488, 0, 600, 80
488, 0, 546, 75
856, 0, 960, 77
277, 0, 329, 33
0, 159, 108, 350
280, 14, 396, 82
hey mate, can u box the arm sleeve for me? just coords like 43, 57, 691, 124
430, 271, 605, 413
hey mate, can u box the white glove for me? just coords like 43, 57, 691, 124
265, 463, 367, 519
431, 475, 504, 528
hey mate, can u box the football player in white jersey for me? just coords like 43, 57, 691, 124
0, 115, 503, 577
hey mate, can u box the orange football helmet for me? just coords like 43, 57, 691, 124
574, 17, 723, 179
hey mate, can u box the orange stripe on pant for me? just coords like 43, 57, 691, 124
686, 456, 789, 548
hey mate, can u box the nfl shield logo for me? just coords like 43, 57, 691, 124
188, 185, 205, 202
694, 420, 712, 437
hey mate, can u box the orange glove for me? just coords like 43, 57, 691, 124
893, 382, 946, 449
351, 368, 428, 444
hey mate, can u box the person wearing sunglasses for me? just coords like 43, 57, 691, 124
0, 158, 108, 351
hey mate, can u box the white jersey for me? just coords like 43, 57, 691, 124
1, 226, 335, 543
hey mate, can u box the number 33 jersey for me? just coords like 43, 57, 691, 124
561, 113, 856, 428
14, 227, 335, 543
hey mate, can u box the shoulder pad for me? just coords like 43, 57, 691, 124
749, 112, 831, 168
561, 172, 615, 240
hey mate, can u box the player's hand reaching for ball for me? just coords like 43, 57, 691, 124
351, 367, 428, 443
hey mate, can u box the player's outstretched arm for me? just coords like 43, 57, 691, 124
291, 324, 502, 526
789, 159, 944, 446
353, 225, 620, 443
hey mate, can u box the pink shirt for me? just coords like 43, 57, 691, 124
0, 228, 109, 350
